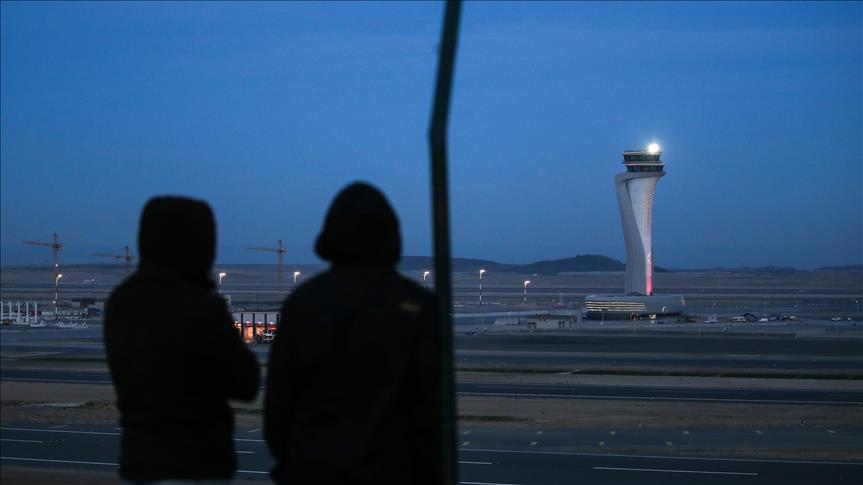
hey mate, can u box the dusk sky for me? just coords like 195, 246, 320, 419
2, 1, 861, 269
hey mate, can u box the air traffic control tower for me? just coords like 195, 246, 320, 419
584, 144, 685, 320
616, 143, 664, 296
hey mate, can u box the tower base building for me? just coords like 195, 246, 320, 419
584, 294, 686, 320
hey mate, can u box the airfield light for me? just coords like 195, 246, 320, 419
53, 274, 64, 321
647, 142, 660, 155
218, 272, 227, 294
292, 271, 301, 292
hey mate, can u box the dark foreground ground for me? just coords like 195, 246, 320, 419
2, 323, 862, 485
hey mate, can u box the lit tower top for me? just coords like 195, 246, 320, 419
615, 143, 666, 296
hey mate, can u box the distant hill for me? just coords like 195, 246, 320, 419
685, 265, 803, 275
817, 264, 863, 272
399, 254, 654, 274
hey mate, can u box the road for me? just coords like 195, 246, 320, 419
454, 334, 863, 360
1, 425, 861, 484
3, 329, 862, 483
3, 329, 862, 372
3, 367, 861, 406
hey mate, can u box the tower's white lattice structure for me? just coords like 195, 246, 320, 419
615, 147, 665, 296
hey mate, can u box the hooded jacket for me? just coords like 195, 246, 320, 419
265, 182, 442, 484
104, 196, 260, 481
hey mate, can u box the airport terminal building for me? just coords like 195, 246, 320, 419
585, 145, 686, 319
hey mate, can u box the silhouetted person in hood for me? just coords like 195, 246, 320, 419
265, 182, 442, 484
104, 196, 260, 483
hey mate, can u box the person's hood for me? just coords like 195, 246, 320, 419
315, 182, 402, 267
137, 196, 216, 290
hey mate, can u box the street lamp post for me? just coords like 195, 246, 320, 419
218, 272, 227, 294
423, 270, 431, 289
293, 271, 301, 292
522, 280, 531, 305
479, 269, 486, 305
53, 273, 63, 321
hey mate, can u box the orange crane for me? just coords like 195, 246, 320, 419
246, 240, 288, 295
93, 245, 135, 273
23, 233, 64, 317
23, 233, 63, 271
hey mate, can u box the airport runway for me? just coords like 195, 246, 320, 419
3, 329, 862, 372
456, 350, 863, 371
1, 425, 861, 484
454, 334, 863, 359
2, 368, 861, 406
454, 334, 863, 371
3, 330, 862, 483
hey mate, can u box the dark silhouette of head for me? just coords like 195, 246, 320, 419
315, 182, 402, 267
138, 196, 216, 290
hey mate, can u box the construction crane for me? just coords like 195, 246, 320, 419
23, 233, 63, 271
23, 233, 64, 319
246, 240, 288, 295
93, 245, 135, 273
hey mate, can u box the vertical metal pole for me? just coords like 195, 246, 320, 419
277, 248, 284, 298
429, 1, 461, 483
54, 277, 59, 319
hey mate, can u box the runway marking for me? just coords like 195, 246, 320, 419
826, 429, 837, 434
458, 391, 863, 406
2, 378, 109, 385
666, 441, 673, 446
3, 427, 862, 468
682, 430, 690, 435
1, 456, 115, 467
236, 450, 254, 454
594, 466, 757, 476
248, 428, 260, 433
463, 430, 471, 435
0, 438, 43, 443
598, 441, 605, 446
462, 441, 471, 446
0, 427, 269, 443
459, 460, 492, 465
529, 441, 537, 446
755, 430, 764, 434
459, 448, 863, 466
459, 482, 522, 485
609, 430, 616, 435
2, 427, 119, 436
6, 377, 862, 405
0, 456, 268, 475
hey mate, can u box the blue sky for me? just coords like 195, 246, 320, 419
1, 1, 861, 268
